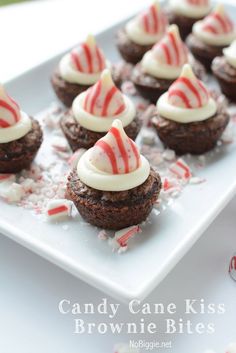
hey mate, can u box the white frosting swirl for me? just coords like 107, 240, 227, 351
77, 120, 150, 191
169, 0, 210, 19
157, 64, 217, 123
0, 111, 32, 143
193, 4, 236, 46
141, 25, 189, 79
223, 40, 236, 69
125, 1, 167, 45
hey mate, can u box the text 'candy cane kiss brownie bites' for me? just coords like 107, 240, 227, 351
153, 64, 229, 155
116, 1, 168, 64
51, 35, 110, 107
167, 0, 211, 40
60, 69, 141, 151
131, 25, 205, 104
67, 119, 162, 230
186, 4, 236, 71
0, 85, 43, 173
212, 40, 236, 102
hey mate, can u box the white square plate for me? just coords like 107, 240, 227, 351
1, 4, 236, 303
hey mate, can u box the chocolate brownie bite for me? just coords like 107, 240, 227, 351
212, 41, 236, 102
116, 1, 168, 64
51, 35, 110, 107
60, 69, 141, 151
153, 64, 229, 155
132, 25, 206, 104
67, 119, 162, 230
166, 0, 211, 40
186, 4, 236, 71
0, 85, 43, 173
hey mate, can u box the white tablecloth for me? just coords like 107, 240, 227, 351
0, 1, 235, 352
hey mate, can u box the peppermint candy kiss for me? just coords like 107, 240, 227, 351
201, 4, 234, 35
152, 25, 189, 67
83, 69, 126, 117
71, 34, 106, 74
0, 85, 21, 128
90, 119, 140, 175
168, 64, 209, 109
139, 1, 168, 35
187, 0, 209, 5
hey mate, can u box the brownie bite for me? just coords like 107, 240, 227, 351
0, 86, 43, 173
116, 1, 168, 64
153, 64, 229, 155
212, 41, 236, 102
166, 0, 211, 40
61, 69, 141, 151
67, 119, 162, 230
186, 4, 236, 71
132, 25, 206, 104
51, 35, 110, 107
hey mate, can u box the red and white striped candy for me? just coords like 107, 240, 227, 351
83, 69, 125, 117
229, 254, 236, 281
201, 4, 234, 35
91, 119, 141, 175
71, 34, 106, 74
0, 85, 21, 128
168, 64, 209, 109
169, 158, 192, 180
226, 343, 236, 353
187, 0, 209, 5
109, 225, 141, 251
152, 25, 189, 67
139, 1, 168, 35
46, 199, 72, 220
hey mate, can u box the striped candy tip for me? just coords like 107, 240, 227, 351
153, 24, 189, 67
201, 4, 234, 35
0, 84, 21, 129
168, 64, 209, 109
90, 119, 141, 175
83, 69, 126, 117
70, 34, 106, 74
139, 0, 168, 35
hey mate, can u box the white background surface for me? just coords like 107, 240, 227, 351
0, 0, 235, 352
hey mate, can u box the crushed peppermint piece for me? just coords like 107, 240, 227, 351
121, 81, 137, 96
0, 182, 25, 203
189, 177, 206, 185
0, 174, 16, 183
169, 158, 192, 180
141, 130, 156, 145
98, 230, 108, 240
109, 225, 141, 251
162, 149, 176, 161
46, 199, 72, 220
51, 136, 69, 152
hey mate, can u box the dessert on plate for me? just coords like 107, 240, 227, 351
186, 4, 236, 71
60, 69, 141, 151
51, 35, 110, 107
67, 119, 162, 230
212, 40, 236, 102
132, 25, 205, 103
153, 64, 229, 155
167, 0, 211, 40
116, 1, 168, 64
0, 85, 43, 173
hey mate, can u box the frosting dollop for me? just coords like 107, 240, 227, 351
59, 35, 109, 85
223, 40, 236, 69
193, 4, 236, 46
125, 1, 168, 45
141, 25, 189, 79
169, 0, 211, 19
157, 64, 217, 123
0, 85, 32, 143
72, 69, 136, 132
77, 119, 150, 191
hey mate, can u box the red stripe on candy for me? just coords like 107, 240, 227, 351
143, 14, 150, 33
71, 50, 84, 72
176, 160, 191, 178
203, 24, 218, 34
0, 99, 19, 123
169, 89, 191, 108
48, 205, 68, 216
110, 126, 129, 173
101, 86, 118, 116
129, 139, 140, 169
95, 140, 118, 174
114, 104, 125, 116
160, 42, 171, 65
89, 81, 102, 114
0, 119, 11, 128
213, 13, 228, 33
82, 43, 93, 73
151, 4, 158, 33
178, 77, 202, 107
96, 47, 105, 71
168, 32, 180, 65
